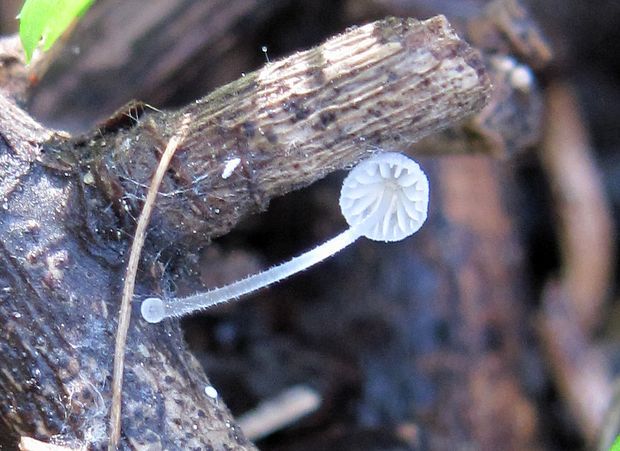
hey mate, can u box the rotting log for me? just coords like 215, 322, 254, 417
0, 16, 491, 449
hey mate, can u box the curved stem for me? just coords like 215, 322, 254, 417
161, 227, 362, 319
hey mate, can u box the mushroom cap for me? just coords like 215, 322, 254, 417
339, 152, 429, 242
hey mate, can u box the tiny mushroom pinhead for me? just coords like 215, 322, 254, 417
141, 152, 429, 324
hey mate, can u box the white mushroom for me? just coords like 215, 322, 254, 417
141, 152, 429, 324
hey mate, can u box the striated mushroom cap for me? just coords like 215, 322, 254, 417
339, 152, 429, 242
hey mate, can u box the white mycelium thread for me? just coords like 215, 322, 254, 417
141, 152, 429, 324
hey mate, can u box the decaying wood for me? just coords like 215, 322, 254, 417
374, 0, 551, 157
415, 0, 551, 157
1, 96, 254, 450
0, 15, 491, 449
413, 50, 544, 157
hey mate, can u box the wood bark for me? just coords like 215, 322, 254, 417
0, 16, 491, 449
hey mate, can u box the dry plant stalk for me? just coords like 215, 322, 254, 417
237, 385, 321, 441
108, 123, 189, 450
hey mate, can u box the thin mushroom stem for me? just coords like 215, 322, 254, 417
142, 227, 362, 323
141, 152, 429, 324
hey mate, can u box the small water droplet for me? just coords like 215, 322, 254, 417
205, 386, 218, 399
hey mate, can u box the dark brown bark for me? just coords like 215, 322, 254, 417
0, 15, 491, 449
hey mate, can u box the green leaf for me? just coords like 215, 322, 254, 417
18, 0, 95, 63
611, 435, 620, 451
